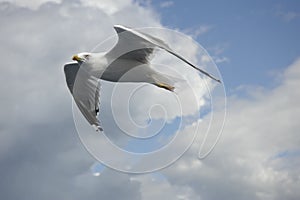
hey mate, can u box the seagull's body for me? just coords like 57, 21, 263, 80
64, 25, 221, 131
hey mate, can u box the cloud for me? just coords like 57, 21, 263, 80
0, 0, 212, 198
157, 58, 300, 200
160, 1, 174, 8
280, 11, 300, 21
0, 0, 162, 199
131, 173, 200, 199
80, 0, 132, 15
275, 5, 300, 22
0, 0, 61, 9
184, 25, 214, 39
213, 56, 230, 63
207, 43, 230, 64
0, 0, 299, 200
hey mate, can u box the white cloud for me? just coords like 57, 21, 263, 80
277, 10, 300, 22
275, 5, 300, 22
132, 174, 200, 199
158, 58, 300, 200
0, 0, 211, 198
0, 0, 299, 200
160, 1, 174, 8
213, 56, 230, 63
87, 53, 300, 198
0, 0, 163, 199
207, 43, 230, 64
208, 44, 229, 55
80, 0, 132, 15
184, 25, 214, 39
0, 0, 61, 9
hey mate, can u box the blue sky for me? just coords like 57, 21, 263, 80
0, 0, 299, 199
152, 0, 300, 90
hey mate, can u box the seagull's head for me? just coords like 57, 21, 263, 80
72, 52, 91, 63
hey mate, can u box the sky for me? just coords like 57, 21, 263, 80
0, 0, 299, 200
151, 0, 300, 90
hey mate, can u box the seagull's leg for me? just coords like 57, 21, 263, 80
151, 75, 175, 92
154, 82, 175, 92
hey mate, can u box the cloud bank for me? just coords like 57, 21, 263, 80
0, 0, 299, 199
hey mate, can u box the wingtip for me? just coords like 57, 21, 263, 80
113, 25, 127, 33
208, 76, 222, 84
113, 24, 123, 28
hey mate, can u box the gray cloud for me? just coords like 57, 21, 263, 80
0, 0, 299, 200
0, 1, 154, 199
158, 59, 300, 200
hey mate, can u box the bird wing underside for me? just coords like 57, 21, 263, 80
117, 48, 154, 63
64, 62, 80, 94
107, 25, 168, 65
109, 25, 221, 83
64, 62, 101, 129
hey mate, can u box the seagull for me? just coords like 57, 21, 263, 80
64, 25, 221, 131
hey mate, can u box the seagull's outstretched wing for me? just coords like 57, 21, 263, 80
64, 62, 102, 131
108, 25, 221, 83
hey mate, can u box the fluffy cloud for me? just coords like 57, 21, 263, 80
1, 0, 61, 9
160, 1, 174, 8
157, 58, 300, 200
0, 0, 160, 199
0, 0, 299, 200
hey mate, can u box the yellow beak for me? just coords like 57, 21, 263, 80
72, 55, 81, 62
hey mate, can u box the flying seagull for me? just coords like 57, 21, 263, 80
64, 25, 221, 131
